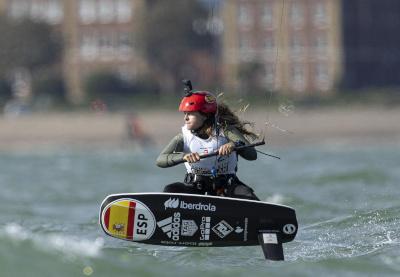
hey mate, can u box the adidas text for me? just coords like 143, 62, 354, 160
157, 212, 181, 241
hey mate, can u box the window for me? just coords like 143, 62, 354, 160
314, 33, 328, 56
9, 0, 63, 24
289, 1, 304, 28
80, 31, 99, 61
98, 0, 114, 24
47, 0, 63, 24
262, 36, 275, 60
80, 30, 133, 61
290, 34, 304, 57
239, 35, 251, 51
99, 31, 114, 60
238, 34, 253, 62
9, 0, 31, 19
314, 63, 330, 90
261, 3, 274, 29
30, 0, 46, 20
117, 31, 133, 59
79, 0, 132, 24
263, 37, 275, 51
291, 64, 306, 91
116, 0, 132, 23
238, 4, 252, 28
313, 2, 328, 27
79, 0, 96, 24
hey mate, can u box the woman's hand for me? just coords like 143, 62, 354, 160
218, 142, 235, 156
183, 152, 201, 163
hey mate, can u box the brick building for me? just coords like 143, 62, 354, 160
4, 0, 395, 101
0, 0, 147, 103
222, 0, 342, 96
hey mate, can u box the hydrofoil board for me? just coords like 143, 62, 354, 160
99, 192, 298, 260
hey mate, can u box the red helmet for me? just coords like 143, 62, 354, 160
179, 91, 217, 114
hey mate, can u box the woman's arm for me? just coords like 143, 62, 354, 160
224, 126, 257, 160
156, 134, 186, 168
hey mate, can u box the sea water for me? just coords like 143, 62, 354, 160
0, 143, 399, 277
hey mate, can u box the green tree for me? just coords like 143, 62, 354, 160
0, 77, 12, 105
238, 61, 266, 95
0, 17, 62, 74
137, 0, 215, 93
0, 16, 62, 103
84, 71, 132, 100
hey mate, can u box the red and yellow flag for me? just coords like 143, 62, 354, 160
103, 200, 136, 240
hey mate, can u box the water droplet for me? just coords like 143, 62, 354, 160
83, 266, 93, 276
278, 102, 295, 116
265, 121, 293, 134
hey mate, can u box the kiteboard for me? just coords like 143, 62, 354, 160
99, 192, 298, 261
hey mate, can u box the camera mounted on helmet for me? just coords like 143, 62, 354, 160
179, 80, 217, 114
182, 79, 193, 97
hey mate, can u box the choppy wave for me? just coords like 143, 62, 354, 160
0, 223, 104, 259
291, 206, 400, 262
1, 145, 400, 276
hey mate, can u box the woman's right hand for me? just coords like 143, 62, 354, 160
183, 152, 201, 163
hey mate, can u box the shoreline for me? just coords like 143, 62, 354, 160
1, 107, 399, 150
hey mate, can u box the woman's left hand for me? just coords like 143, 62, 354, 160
218, 142, 235, 156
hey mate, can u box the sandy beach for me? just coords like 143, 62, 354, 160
1, 107, 399, 150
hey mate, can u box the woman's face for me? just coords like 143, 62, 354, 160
183, 111, 207, 130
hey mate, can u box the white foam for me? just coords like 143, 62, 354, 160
46, 235, 104, 258
1, 223, 104, 258
264, 194, 286, 204
4, 222, 29, 241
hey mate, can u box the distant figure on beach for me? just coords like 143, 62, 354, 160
91, 99, 108, 113
126, 113, 153, 146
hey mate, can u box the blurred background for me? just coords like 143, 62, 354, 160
0, 0, 399, 148
1, 1, 400, 277
0, 0, 399, 147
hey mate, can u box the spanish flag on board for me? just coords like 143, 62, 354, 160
103, 200, 136, 240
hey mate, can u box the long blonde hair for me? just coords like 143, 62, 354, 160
201, 102, 259, 141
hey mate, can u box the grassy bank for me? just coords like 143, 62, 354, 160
5, 88, 398, 114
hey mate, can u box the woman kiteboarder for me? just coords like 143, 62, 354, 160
156, 81, 260, 200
